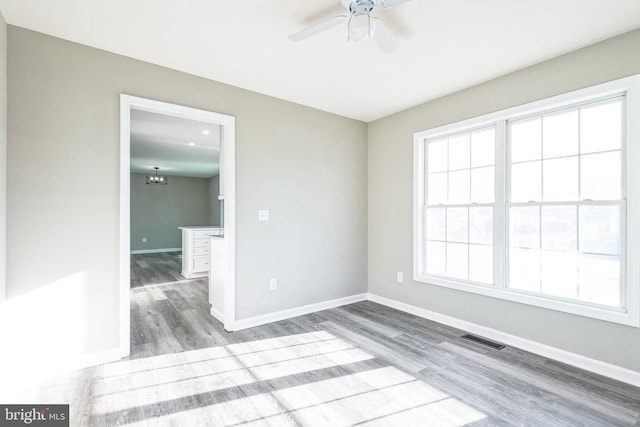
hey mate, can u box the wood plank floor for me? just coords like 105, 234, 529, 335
11, 253, 640, 426
130, 251, 188, 288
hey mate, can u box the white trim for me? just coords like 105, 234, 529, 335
222, 120, 236, 332
413, 74, 640, 327
120, 94, 236, 356
210, 307, 224, 323
367, 293, 640, 388
624, 75, 640, 328
412, 137, 425, 282
119, 97, 131, 358
232, 293, 368, 331
130, 247, 181, 255
416, 77, 637, 141
414, 275, 634, 326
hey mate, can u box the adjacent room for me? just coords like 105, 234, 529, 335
0, 0, 639, 426
129, 108, 227, 355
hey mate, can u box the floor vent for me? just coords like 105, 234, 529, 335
461, 334, 505, 350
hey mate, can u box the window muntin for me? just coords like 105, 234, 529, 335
424, 127, 496, 285
507, 98, 624, 309
415, 83, 637, 326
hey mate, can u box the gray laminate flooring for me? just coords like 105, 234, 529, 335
130, 251, 187, 288
9, 253, 640, 426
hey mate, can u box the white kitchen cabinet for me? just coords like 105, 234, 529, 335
178, 226, 223, 278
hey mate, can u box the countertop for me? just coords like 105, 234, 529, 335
178, 226, 223, 230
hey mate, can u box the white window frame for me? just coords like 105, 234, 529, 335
413, 74, 640, 327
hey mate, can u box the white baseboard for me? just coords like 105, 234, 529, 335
232, 293, 368, 331
130, 247, 181, 254
210, 307, 224, 323
367, 293, 640, 388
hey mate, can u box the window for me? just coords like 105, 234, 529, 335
414, 75, 640, 326
507, 99, 623, 307
424, 127, 496, 284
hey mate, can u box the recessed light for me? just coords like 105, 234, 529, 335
188, 142, 196, 146
202, 130, 210, 135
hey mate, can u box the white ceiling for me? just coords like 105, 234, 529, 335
0, 0, 639, 122
130, 109, 220, 178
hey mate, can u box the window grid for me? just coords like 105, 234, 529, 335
505, 201, 624, 308
420, 95, 626, 313
506, 98, 624, 309
423, 125, 496, 285
423, 204, 495, 284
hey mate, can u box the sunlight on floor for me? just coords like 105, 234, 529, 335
94, 331, 485, 426
93, 331, 373, 413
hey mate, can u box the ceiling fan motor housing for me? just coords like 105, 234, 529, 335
289, 0, 402, 53
343, 0, 376, 14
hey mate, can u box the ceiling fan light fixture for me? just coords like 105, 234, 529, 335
348, 11, 375, 42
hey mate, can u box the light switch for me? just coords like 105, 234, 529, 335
258, 210, 270, 222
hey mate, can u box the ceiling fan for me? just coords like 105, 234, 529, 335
288, 0, 415, 53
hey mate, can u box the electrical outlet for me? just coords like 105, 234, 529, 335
142, 237, 147, 243
269, 278, 277, 291
397, 272, 404, 283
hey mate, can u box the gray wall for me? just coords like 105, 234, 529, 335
130, 173, 210, 251
6, 26, 367, 357
368, 28, 640, 373
208, 175, 221, 226
0, 12, 5, 303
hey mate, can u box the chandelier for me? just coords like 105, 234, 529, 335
146, 167, 168, 185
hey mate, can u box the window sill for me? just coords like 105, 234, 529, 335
413, 274, 639, 327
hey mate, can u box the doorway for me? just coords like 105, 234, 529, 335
119, 95, 236, 358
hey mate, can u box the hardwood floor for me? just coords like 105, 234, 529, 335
130, 251, 187, 288
9, 253, 640, 426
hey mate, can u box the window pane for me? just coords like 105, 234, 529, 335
579, 278, 620, 307
448, 133, 470, 170
541, 206, 577, 251
426, 241, 446, 276
581, 151, 621, 200
428, 138, 448, 173
579, 254, 620, 307
541, 250, 578, 299
471, 128, 495, 167
469, 244, 493, 284
448, 170, 470, 204
580, 101, 622, 154
426, 208, 446, 240
470, 166, 494, 203
509, 248, 540, 293
542, 110, 579, 159
428, 172, 447, 205
543, 156, 579, 201
511, 161, 541, 202
579, 205, 620, 255
510, 206, 540, 249
580, 253, 620, 280
447, 208, 468, 243
469, 207, 493, 245
511, 118, 541, 162
446, 243, 468, 280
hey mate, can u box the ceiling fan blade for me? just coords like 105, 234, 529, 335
372, 18, 399, 53
289, 15, 348, 42
375, 0, 415, 8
